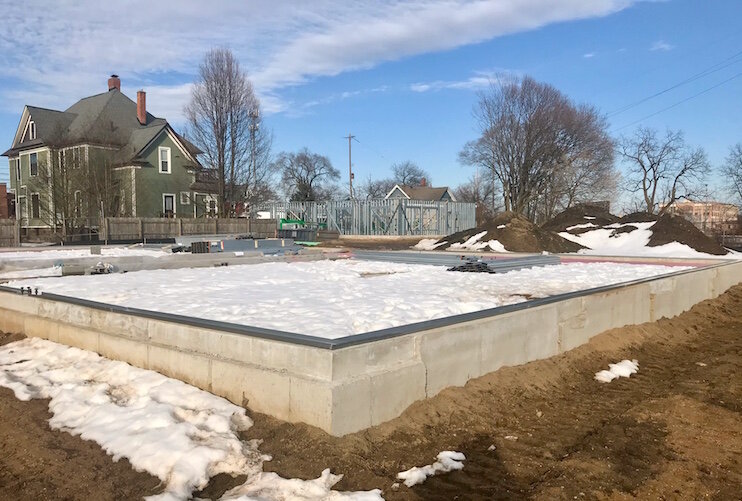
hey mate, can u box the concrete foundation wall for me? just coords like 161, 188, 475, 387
1, 260, 741, 436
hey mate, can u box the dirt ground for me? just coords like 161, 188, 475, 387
318, 235, 427, 250
2, 286, 742, 500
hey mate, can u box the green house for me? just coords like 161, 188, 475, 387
2, 74, 219, 238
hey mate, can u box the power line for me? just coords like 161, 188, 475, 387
613, 70, 742, 132
607, 48, 742, 118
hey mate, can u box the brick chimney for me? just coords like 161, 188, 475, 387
108, 74, 121, 91
420, 177, 427, 187
137, 90, 146, 125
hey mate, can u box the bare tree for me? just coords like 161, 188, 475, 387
357, 175, 396, 199
185, 48, 264, 215
722, 143, 742, 202
619, 127, 710, 214
391, 161, 430, 186
274, 148, 340, 201
453, 171, 501, 221
459, 76, 616, 222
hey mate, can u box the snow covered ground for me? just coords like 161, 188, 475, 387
0, 245, 170, 262
9, 259, 688, 338
0, 338, 383, 501
559, 221, 735, 259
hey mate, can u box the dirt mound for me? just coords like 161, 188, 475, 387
618, 211, 658, 224
434, 212, 584, 253
541, 203, 618, 233
648, 213, 728, 255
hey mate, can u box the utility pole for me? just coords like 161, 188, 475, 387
249, 109, 260, 186
345, 133, 355, 199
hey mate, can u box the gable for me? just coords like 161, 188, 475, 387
137, 126, 197, 165
385, 185, 409, 199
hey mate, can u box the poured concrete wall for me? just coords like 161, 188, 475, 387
1, 260, 741, 436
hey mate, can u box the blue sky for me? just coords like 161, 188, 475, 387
1, 0, 741, 200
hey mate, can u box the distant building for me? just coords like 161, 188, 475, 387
385, 181, 456, 202
2, 74, 219, 239
0, 183, 10, 219
665, 200, 739, 235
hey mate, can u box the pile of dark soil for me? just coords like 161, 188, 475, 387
541, 203, 618, 233
542, 204, 730, 256
647, 213, 728, 255
434, 212, 584, 253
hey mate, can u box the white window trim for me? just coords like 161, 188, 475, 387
180, 191, 191, 205
29, 121, 36, 140
162, 193, 176, 217
158, 146, 172, 174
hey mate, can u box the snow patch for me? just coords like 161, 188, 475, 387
413, 238, 446, 251
595, 359, 639, 383
448, 231, 489, 251
0, 338, 382, 501
565, 223, 597, 231
397, 451, 466, 487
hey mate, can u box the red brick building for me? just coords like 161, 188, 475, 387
0, 183, 10, 219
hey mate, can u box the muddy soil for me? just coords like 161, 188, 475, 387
1, 286, 742, 500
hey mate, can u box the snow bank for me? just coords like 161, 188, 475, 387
595, 359, 639, 383
0, 338, 382, 501
8, 260, 688, 339
397, 451, 466, 487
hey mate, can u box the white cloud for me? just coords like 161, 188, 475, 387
0, 0, 642, 117
650, 40, 674, 51
410, 71, 518, 93
583, 52, 596, 58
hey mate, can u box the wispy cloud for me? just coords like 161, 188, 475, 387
583, 52, 596, 58
650, 40, 674, 51
410, 71, 519, 93
0, 0, 643, 120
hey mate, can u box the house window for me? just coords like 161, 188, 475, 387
29, 153, 38, 176
31, 193, 40, 219
29, 121, 36, 140
163, 194, 175, 217
207, 198, 217, 215
59, 150, 65, 169
18, 196, 26, 220
180, 192, 191, 205
159, 147, 171, 174
13, 159, 20, 181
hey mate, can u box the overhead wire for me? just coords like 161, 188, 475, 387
612, 70, 742, 132
607, 48, 742, 118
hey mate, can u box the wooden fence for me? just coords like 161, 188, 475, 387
101, 217, 277, 242
0, 219, 20, 247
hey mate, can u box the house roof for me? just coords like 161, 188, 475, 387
386, 184, 455, 201
2, 89, 198, 167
